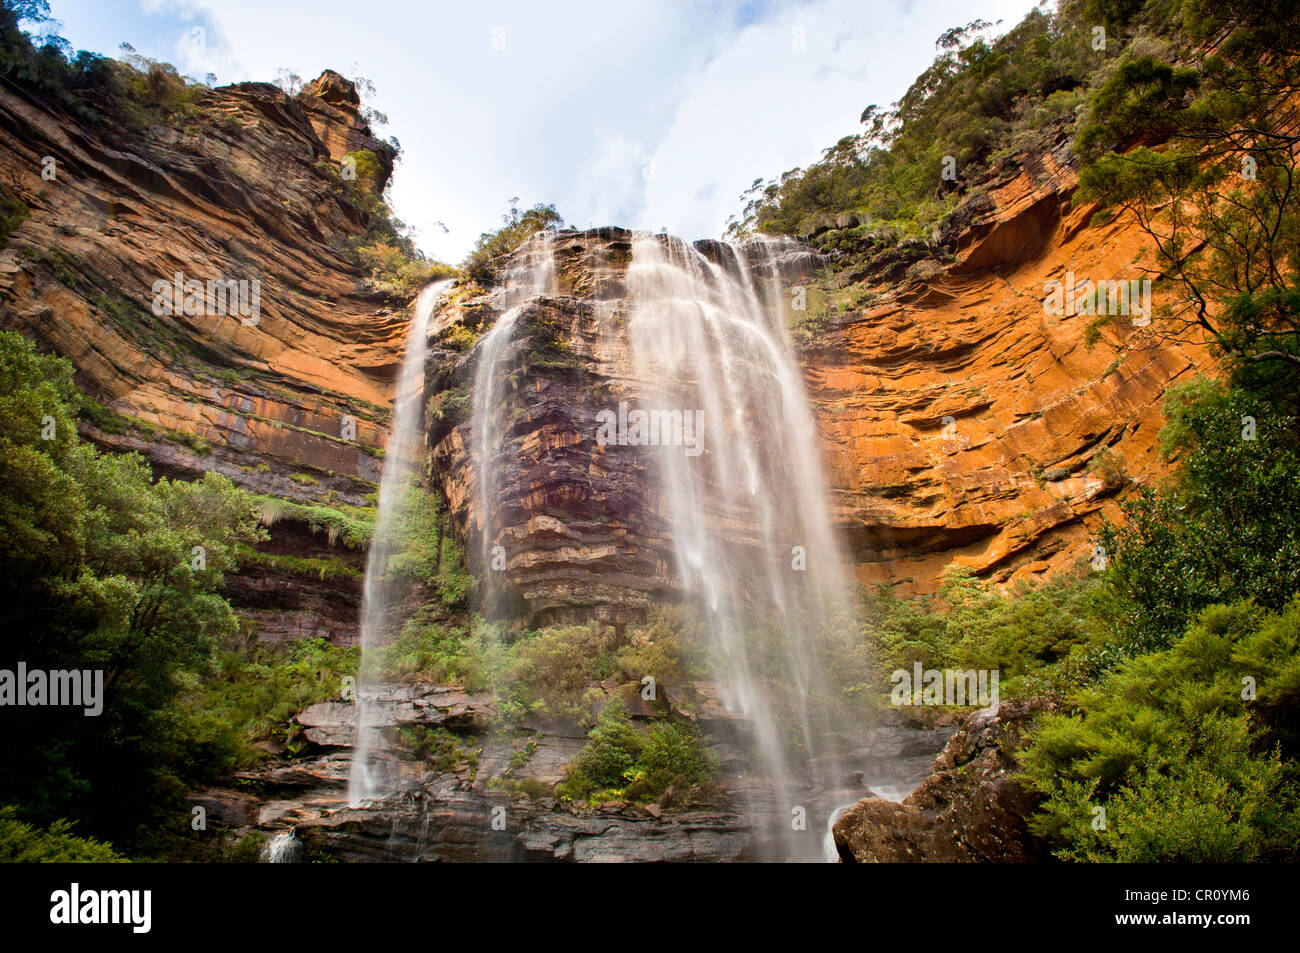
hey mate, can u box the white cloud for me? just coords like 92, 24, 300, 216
47, 0, 1043, 261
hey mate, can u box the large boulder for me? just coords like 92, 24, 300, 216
833, 696, 1059, 862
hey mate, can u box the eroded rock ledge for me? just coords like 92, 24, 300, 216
832, 697, 1059, 863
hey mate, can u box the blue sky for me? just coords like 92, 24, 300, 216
38, 0, 1044, 263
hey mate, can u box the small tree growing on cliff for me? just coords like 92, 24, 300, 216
463, 198, 564, 282
1074, 1, 1300, 404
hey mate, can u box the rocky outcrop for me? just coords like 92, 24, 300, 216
0, 69, 408, 644
808, 143, 1209, 593
197, 678, 955, 862
832, 697, 1058, 863
428, 228, 701, 625
426, 166, 1208, 620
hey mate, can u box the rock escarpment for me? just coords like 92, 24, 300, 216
0, 68, 406, 645
200, 682, 955, 862
425, 230, 821, 625
427, 160, 1209, 621
808, 145, 1209, 593
832, 697, 1058, 863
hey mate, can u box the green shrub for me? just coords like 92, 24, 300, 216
1020, 599, 1300, 862
1098, 379, 1300, 651
505, 622, 619, 724
633, 722, 711, 793
571, 699, 644, 790
462, 199, 562, 282
182, 637, 360, 771
0, 806, 126, 862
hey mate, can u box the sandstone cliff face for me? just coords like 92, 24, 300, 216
809, 144, 1210, 593
429, 160, 1209, 622
427, 229, 675, 626
0, 69, 406, 645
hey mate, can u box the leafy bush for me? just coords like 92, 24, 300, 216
504, 622, 619, 724
462, 199, 563, 282
633, 722, 711, 794
850, 563, 1108, 701
0, 332, 274, 848
1020, 599, 1300, 861
560, 699, 713, 804
0, 806, 126, 862
182, 638, 359, 770
730, 7, 1107, 241
1098, 379, 1300, 651
570, 699, 644, 790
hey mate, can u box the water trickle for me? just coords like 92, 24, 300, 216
348, 280, 454, 807
263, 829, 302, 863
470, 231, 558, 605
627, 232, 855, 858
823, 803, 853, 863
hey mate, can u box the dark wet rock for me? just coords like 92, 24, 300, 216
217, 683, 956, 862
833, 697, 1059, 863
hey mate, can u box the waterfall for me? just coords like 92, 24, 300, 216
263, 829, 301, 863
627, 232, 855, 858
465, 228, 854, 858
348, 280, 454, 807
471, 231, 558, 602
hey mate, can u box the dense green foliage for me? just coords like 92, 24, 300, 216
382, 481, 473, 608
369, 609, 714, 802
183, 637, 358, 771
1021, 600, 1300, 861
1, 1, 208, 125
557, 699, 712, 804
0, 806, 126, 862
846, 369, 1300, 861
373, 609, 698, 725
329, 148, 460, 296
1074, 0, 1300, 386
848, 564, 1111, 702
730, 4, 1108, 241
1099, 380, 1300, 651
0, 331, 266, 849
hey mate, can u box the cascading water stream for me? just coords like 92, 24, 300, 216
468, 228, 854, 859
348, 280, 454, 807
471, 231, 557, 597
626, 232, 856, 858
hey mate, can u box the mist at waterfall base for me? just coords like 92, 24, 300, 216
347, 280, 454, 807
470, 231, 865, 860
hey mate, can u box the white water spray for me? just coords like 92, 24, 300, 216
627, 233, 855, 856
348, 280, 453, 807
263, 829, 301, 863
470, 231, 558, 596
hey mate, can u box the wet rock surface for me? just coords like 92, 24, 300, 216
832, 697, 1059, 863
205, 684, 955, 862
